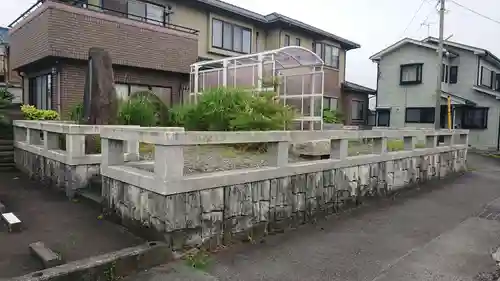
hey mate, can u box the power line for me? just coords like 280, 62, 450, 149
449, 0, 500, 26
400, 0, 428, 37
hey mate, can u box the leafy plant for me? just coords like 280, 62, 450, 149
171, 87, 295, 131
21, 104, 59, 120
0, 88, 14, 125
185, 249, 212, 271
69, 102, 84, 123
323, 109, 343, 124
130, 90, 170, 126
117, 95, 156, 126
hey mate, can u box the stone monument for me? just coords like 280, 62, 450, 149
83, 47, 118, 125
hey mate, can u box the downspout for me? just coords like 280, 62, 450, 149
57, 63, 61, 113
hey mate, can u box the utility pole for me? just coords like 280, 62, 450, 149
434, 0, 445, 129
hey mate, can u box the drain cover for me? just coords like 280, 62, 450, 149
478, 206, 500, 221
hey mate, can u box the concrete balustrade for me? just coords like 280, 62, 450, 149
12, 121, 184, 197
12, 121, 469, 251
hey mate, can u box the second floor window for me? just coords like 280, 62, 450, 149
127, 0, 165, 25
449, 66, 458, 84
284, 35, 290, 47
480, 66, 494, 88
212, 19, 251, 54
400, 63, 423, 85
496, 73, 500, 91
314, 43, 340, 68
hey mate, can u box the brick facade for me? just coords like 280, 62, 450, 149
58, 62, 188, 117
8, 1, 198, 73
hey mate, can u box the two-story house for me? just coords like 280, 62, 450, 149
0, 27, 22, 104
370, 37, 500, 150
8, 0, 369, 125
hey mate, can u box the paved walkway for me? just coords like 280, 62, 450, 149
127, 153, 500, 281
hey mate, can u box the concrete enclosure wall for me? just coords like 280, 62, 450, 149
103, 149, 466, 250
98, 127, 468, 250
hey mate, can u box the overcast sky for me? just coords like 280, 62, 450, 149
1, 0, 500, 90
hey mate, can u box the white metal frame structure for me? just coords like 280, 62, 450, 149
189, 46, 325, 130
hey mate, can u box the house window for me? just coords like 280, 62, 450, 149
296, 38, 301, 46
405, 107, 435, 123
450, 66, 458, 84
377, 109, 390, 127
323, 97, 338, 110
400, 63, 423, 85
212, 19, 252, 54
314, 42, 340, 68
480, 66, 493, 88
351, 100, 364, 120
496, 73, 500, 91
462, 107, 488, 129
284, 35, 290, 47
441, 64, 449, 83
114, 83, 172, 106
127, 0, 165, 25
28, 74, 52, 110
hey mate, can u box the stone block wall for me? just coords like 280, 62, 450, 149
102, 149, 466, 250
14, 149, 99, 197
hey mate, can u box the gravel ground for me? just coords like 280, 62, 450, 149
139, 145, 306, 175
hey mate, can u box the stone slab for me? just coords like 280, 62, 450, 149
10, 242, 170, 281
1, 212, 21, 232
29, 241, 63, 268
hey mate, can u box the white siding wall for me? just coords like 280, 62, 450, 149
377, 44, 439, 128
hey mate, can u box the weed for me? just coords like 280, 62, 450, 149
104, 261, 120, 281
184, 249, 212, 271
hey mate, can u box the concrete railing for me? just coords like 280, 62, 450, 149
100, 127, 469, 196
12, 120, 183, 196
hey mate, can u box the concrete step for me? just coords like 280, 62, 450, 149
1, 212, 22, 232
76, 188, 104, 205
29, 241, 64, 268
0, 140, 13, 145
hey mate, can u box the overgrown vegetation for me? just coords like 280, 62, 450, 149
323, 109, 343, 124
69, 103, 84, 123
185, 249, 212, 271
118, 95, 157, 126
168, 88, 295, 131
21, 104, 59, 120
0, 88, 14, 125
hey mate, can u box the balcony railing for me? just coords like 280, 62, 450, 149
8, 0, 199, 35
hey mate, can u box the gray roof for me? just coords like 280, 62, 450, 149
0, 27, 8, 44
342, 81, 376, 95
194, 0, 360, 50
423, 37, 500, 66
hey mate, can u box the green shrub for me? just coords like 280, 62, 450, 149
117, 95, 156, 126
0, 88, 14, 125
323, 109, 343, 124
21, 104, 59, 120
69, 102, 84, 123
130, 90, 169, 125
172, 88, 295, 131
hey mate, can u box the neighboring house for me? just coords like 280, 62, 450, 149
8, 0, 370, 125
370, 37, 500, 150
0, 27, 22, 104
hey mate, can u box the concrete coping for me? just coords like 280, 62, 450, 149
99, 127, 469, 146
13, 120, 142, 135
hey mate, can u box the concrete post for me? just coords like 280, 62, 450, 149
425, 135, 437, 148
66, 134, 85, 158
44, 131, 60, 150
403, 136, 417, 150
14, 127, 27, 142
27, 129, 42, 145
126, 140, 140, 161
268, 141, 289, 167
330, 139, 348, 160
101, 138, 124, 167
373, 137, 388, 155
154, 145, 184, 181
